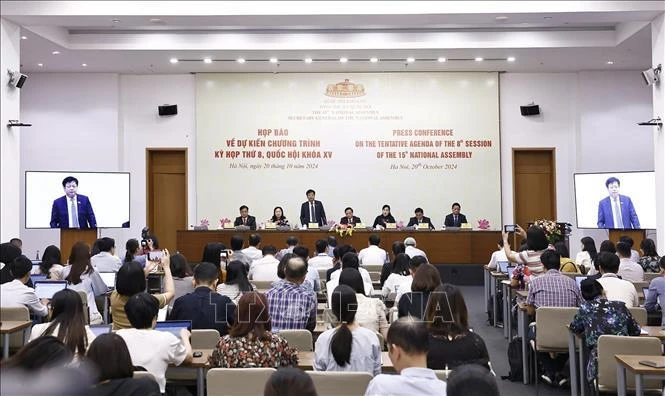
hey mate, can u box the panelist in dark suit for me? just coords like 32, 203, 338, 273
234, 205, 257, 230
597, 177, 640, 229
299, 189, 327, 226
444, 202, 468, 227
50, 176, 97, 229
406, 207, 434, 229
339, 207, 362, 226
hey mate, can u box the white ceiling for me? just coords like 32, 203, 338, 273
2, 1, 662, 74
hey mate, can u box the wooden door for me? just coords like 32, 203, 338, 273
512, 149, 556, 231
146, 149, 187, 252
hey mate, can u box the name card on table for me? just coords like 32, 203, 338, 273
461, 223, 472, 229
308, 223, 320, 229
223, 222, 234, 229
385, 223, 397, 229
417, 223, 430, 230
265, 222, 276, 229
355, 223, 365, 229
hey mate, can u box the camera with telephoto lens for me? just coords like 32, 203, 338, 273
140, 227, 150, 247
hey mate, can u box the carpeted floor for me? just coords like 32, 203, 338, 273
459, 286, 571, 396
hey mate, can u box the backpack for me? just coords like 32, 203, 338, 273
502, 336, 523, 382
486, 289, 503, 325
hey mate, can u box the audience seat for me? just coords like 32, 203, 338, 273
278, 329, 313, 352
596, 334, 663, 393
206, 368, 276, 396
306, 370, 372, 396
627, 307, 648, 326
363, 264, 383, 273
643, 273, 659, 283
133, 371, 157, 382
191, 329, 220, 349
530, 307, 579, 391
0, 306, 30, 352
251, 280, 273, 291
75, 290, 90, 324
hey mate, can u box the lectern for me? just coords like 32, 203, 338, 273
59, 228, 97, 264
608, 229, 646, 248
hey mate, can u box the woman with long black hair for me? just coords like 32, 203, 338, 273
313, 284, 382, 376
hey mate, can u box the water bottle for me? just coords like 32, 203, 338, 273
36, 250, 40, 260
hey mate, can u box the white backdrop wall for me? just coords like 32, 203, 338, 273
16, 71, 653, 259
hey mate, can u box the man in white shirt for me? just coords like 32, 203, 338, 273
358, 234, 388, 266
487, 239, 508, 270
616, 241, 644, 282
404, 237, 428, 261
596, 252, 639, 308
276, 236, 298, 260
248, 245, 280, 281
309, 239, 334, 269
242, 234, 263, 261
91, 237, 122, 272
365, 317, 447, 396
329, 252, 373, 296
394, 256, 428, 305
117, 292, 192, 393
0, 256, 49, 317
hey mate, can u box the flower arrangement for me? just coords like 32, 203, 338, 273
396, 220, 405, 230
219, 217, 231, 229
200, 218, 209, 228
477, 219, 490, 230
532, 219, 561, 244
331, 222, 354, 237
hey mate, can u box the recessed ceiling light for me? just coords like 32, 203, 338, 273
21, 36, 27, 40
52, 51, 60, 55
203, 57, 212, 64
507, 57, 516, 62
169, 58, 178, 64
149, 18, 162, 23
236, 58, 246, 64
438, 57, 447, 63
543, 16, 553, 20
37, 63, 43, 67
81, 63, 87, 67
304, 58, 313, 63
340, 57, 348, 63
475, 57, 484, 62
112, 19, 121, 23
370, 57, 378, 63
406, 57, 415, 63
606, 61, 614, 65
495, 16, 509, 21
269, 57, 278, 63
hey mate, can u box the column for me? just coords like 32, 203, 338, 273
0, 18, 21, 241
652, 13, 665, 252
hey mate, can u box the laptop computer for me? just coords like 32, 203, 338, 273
89, 324, 112, 337
506, 265, 516, 279
31, 262, 41, 275
34, 280, 67, 299
497, 261, 509, 274
575, 276, 588, 289
30, 274, 47, 284
155, 320, 191, 338
99, 272, 116, 289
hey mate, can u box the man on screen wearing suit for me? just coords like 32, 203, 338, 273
300, 189, 327, 226
597, 177, 640, 229
339, 207, 362, 226
407, 207, 435, 230
50, 176, 97, 229
234, 205, 257, 230
444, 202, 468, 228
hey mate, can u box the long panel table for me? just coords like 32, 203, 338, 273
177, 229, 500, 265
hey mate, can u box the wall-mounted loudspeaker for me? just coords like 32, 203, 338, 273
158, 104, 178, 116
520, 104, 540, 116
